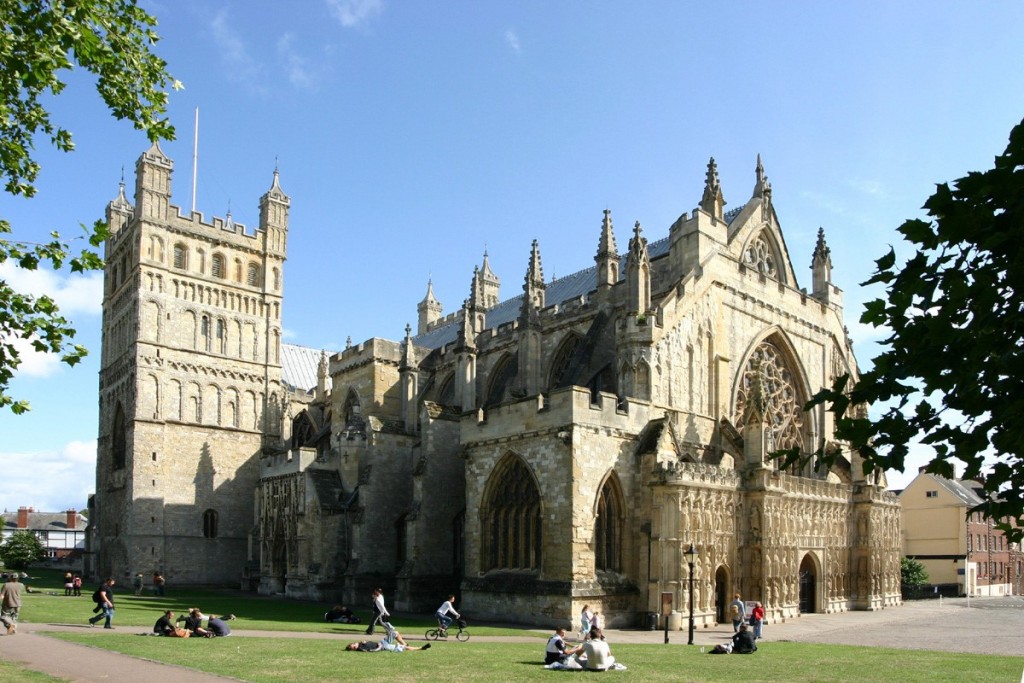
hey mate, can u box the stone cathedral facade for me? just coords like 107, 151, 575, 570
92, 144, 901, 629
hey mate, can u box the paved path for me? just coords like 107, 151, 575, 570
2, 597, 1021, 681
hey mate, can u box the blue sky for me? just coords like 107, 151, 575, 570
2, 0, 1023, 514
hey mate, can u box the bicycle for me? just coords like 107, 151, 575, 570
425, 616, 470, 642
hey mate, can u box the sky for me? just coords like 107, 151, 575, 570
1, 0, 1023, 514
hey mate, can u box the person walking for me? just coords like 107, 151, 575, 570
750, 601, 765, 639
88, 578, 116, 629
1, 573, 25, 635
132, 573, 144, 596
365, 587, 390, 635
729, 592, 745, 632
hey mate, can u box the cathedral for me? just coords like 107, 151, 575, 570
91, 142, 901, 629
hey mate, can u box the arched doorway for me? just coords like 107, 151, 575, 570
715, 567, 729, 623
799, 554, 817, 613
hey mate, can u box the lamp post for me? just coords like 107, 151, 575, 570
685, 543, 696, 645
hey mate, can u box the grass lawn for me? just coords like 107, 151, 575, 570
0, 659, 63, 683
15, 568, 530, 637
14, 569, 1024, 682
45, 634, 1023, 683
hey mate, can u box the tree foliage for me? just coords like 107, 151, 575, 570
0, 529, 46, 570
0, 0, 177, 413
790, 118, 1024, 543
900, 557, 929, 590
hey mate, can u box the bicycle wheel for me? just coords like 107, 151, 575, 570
425, 628, 438, 640
456, 629, 470, 642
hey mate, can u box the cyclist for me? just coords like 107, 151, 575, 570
435, 594, 461, 634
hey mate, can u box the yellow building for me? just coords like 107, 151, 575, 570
899, 471, 1017, 596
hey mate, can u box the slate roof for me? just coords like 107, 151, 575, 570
2, 511, 88, 533
932, 475, 986, 507
413, 234, 673, 351
281, 343, 328, 393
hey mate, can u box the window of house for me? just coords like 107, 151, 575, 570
925, 490, 938, 498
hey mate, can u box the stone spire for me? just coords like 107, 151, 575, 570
699, 156, 726, 220
106, 178, 133, 235
753, 154, 767, 198
400, 323, 418, 432
811, 227, 833, 298
517, 240, 545, 397
417, 277, 443, 335
259, 167, 290, 257
479, 249, 501, 309
521, 239, 546, 319
595, 209, 619, 290
626, 221, 651, 315
316, 350, 330, 400
134, 141, 173, 222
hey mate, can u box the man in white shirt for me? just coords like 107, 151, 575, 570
435, 595, 461, 632
582, 628, 615, 671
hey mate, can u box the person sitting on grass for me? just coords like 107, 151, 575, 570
178, 607, 212, 637
581, 628, 616, 671
732, 623, 758, 654
206, 614, 233, 637
545, 627, 583, 665
346, 627, 431, 652
153, 610, 176, 636
325, 605, 359, 623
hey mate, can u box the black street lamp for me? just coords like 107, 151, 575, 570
685, 543, 697, 645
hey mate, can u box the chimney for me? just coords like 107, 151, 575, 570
66, 509, 77, 529
17, 506, 29, 529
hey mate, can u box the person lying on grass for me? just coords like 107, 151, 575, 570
346, 627, 431, 652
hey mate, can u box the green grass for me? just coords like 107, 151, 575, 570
0, 660, 64, 683
18, 569, 1024, 682
44, 634, 1024, 683
17, 568, 531, 637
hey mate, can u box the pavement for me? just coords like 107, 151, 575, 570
1, 596, 1021, 681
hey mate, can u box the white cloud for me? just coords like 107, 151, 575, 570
0, 262, 103, 377
0, 440, 96, 513
209, 9, 267, 95
277, 33, 318, 90
327, 0, 383, 28
505, 29, 521, 53
848, 177, 885, 197
0, 262, 103, 316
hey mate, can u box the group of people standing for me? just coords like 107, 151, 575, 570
62, 572, 83, 596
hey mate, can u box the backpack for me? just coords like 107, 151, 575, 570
92, 588, 103, 603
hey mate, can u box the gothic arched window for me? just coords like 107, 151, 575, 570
112, 402, 127, 470
202, 509, 219, 538
548, 333, 582, 391
481, 455, 542, 572
734, 339, 807, 461
743, 231, 780, 280
247, 262, 260, 287
595, 475, 624, 572
484, 355, 517, 408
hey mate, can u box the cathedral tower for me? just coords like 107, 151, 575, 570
93, 144, 288, 585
